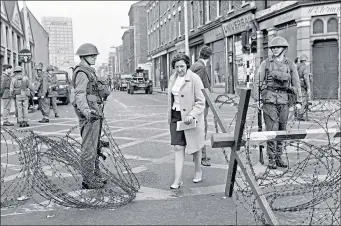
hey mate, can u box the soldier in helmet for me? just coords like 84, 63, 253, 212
72, 43, 111, 189
46, 65, 59, 118
254, 36, 302, 169
1, 64, 14, 126
37, 65, 51, 123
297, 54, 311, 121
34, 64, 44, 111
10, 66, 35, 127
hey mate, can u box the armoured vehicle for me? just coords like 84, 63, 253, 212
52, 70, 71, 105
127, 67, 153, 94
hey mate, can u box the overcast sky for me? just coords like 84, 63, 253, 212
18, 1, 137, 67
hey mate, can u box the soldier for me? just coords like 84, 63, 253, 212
190, 45, 213, 167
37, 66, 50, 123
0, 64, 14, 126
297, 54, 312, 121
46, 65, 59, 118
254, 36, 302, 169
34, 64, 44, 111
72, 43, 111, 189
9, 66, 35, 127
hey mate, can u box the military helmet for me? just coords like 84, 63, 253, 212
299, 54, 308, 61
35, 64, 43, 70
76, 43, 99, 56
13, 66, 23, 72
269, 36, 289, 48
46, 65, 54, 72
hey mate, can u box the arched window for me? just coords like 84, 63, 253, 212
313, 19, 324, 34
327, 18, 338, 33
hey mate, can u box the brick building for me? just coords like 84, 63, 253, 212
147, 0, 340, 99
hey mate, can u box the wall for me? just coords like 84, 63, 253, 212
28, 9, 49, 68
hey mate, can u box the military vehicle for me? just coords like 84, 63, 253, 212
127, 67, 153, 94
52, 70, 71, 105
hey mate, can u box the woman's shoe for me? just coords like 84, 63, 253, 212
170, 181, 183, 189
193, 171, 202, 183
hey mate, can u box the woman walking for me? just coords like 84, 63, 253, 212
167, 53, 206, 189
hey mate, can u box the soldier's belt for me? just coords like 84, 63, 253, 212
266, 87, 288, 93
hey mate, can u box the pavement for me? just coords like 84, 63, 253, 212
1, 89, 340, 225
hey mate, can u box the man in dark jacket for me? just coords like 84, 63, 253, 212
1, 64, 14, 126
189, 45, 213, 166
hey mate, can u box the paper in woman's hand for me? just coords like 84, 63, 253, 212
176, 120, 197, 131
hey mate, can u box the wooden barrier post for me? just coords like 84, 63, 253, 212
202, 88, 279, 225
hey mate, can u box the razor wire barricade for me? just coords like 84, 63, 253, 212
1, 117, 140, 209
203, 88, 340, 225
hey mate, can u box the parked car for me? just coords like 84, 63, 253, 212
118, 77, 131, 91
52, 70, 71, 105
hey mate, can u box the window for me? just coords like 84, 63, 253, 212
327, 18, 338, 33
199, 1, 204, 25
178, 9, 181, 37
168, 16, 171, 42
190, 1, 194, 29
203, 1, 207, 24
217, 0, 222, 17
205, 0, 210, 23
228, 1, 234, 11
313, 19, 324, 34
173, 14, 177, 40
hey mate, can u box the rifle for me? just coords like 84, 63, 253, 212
258, 77, 264, 165
96, 101, 108, 161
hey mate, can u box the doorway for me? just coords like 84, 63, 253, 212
312, 40, 339, 99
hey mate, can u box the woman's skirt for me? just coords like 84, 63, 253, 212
170, 109, 187, 146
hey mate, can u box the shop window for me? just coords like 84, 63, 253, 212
313, 19, 324, 34
327, 18, 338, 33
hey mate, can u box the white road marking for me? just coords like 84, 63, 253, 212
112, 98, 127, 108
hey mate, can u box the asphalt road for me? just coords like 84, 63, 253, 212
1, 90, 339, 225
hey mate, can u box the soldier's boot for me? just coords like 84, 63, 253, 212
23, 121, 29, 127
18, 122, 24, 127
268, 157, 277, 169
3, 121, 14, 126
275, 156, 288, 168
55, 113, 59, 118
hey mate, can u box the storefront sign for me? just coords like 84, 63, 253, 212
222, 13, 255, 37
304, 3, 340, 16
256, 1, 298, 19
203, 26, 224, 44
259, 9, 299, 30
19, 49, 32, 63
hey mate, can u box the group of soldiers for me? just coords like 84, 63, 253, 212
0, 64, 59, 127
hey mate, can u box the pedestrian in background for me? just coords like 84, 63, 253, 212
1, 64, 14, 126
167, 53, 206, 189
190, 45, 213, 167
160, 71, 165, 91
253, 36, 302, 169
46, 65, 59, 118
297, 54, 312, 121
10, 66, 35, 127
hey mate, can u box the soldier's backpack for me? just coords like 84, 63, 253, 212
264, 58, 297, 107
12, 77, 30, 97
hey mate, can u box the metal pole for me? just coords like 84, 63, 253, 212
22, 0, 32, 80
183, 1, 189, 56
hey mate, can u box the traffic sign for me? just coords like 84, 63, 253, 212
19, 49, 32, 63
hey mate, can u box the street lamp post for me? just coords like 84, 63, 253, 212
121, 26, 137, 70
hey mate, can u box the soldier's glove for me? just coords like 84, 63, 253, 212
89, 110, 103, 121
295, 103, 302, 110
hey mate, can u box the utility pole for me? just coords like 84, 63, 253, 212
183, 1, 189, 56
22, 0, 32, 80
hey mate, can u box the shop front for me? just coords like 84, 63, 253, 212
222, 12, 255, 93
189, 34, 204, 64
203, 26, 226, 90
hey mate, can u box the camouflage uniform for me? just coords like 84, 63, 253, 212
254, 36, 302, 169
47, 70, 59, 117
297, 54, 311, 120
9, 66, 34, 127
37, 71, 50, 122
1, 65, 14, 125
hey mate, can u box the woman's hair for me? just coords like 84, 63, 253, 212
171, 53, 191, 69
